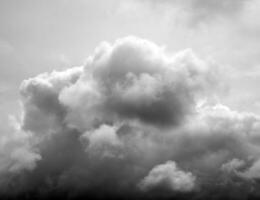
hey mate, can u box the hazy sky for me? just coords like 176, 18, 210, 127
1, 0, 260, 199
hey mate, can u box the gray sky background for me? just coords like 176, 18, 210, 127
1, 0, 260, 127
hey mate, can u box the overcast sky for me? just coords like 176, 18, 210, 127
1, 0, 260, 199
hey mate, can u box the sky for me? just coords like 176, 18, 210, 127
1, 0, 260, 199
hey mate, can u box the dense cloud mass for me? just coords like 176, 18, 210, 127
1, 36, 260, 199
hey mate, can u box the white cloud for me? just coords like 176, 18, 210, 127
139, 161, 196, 192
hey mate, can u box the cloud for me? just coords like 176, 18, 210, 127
221, 158, 246, 174
139, 161, 196, 192
144, 0, 250, 25
59, 36, 216, 130
1, 36, 260, 199
20, 66, 83, 135
0, 116, 40, 174
80, 124, 123, 159
183, 0, 248, 22
241, 159, 260, 179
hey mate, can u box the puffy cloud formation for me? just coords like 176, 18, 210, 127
20, 66, 83, 135
139, 161, 196, 192
221, 158, 246, 174
242, 159, 260, 179
59, 36, 216, 130
80, 124, 123, 158
1, 36, 260, 199
0, 116, 40, 174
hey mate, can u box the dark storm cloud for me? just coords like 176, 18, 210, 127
1, 36, 260, 199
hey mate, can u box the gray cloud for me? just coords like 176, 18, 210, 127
139, 160, 196, 192
142, 0, 251, 27
0, 116, 40, 174
1, 36, 260, 199
184, 0, 248, 22
59, 37, 216, 130
221, 158, 246, 174
20, 67, 82, 135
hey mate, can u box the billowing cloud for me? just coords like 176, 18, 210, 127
1, 36, 260, 199
241, 159, 260, 179
59, 36, 217, 131
0, 116, 41, 197
139, 161, 196, 192
80, 124, 123, 158
20, 66, 83, 135
221, 158, 246, 174
0, 116, 40, 174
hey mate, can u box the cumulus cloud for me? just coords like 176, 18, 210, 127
20, 66, 82, 135
221, 158, 246, 174
0, 116, 40, 174
241, 159, 260, 179
1, 36, 260, 199
80, 124, 123, 159
139, 161, 196, 192
59, 36, 216, 130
